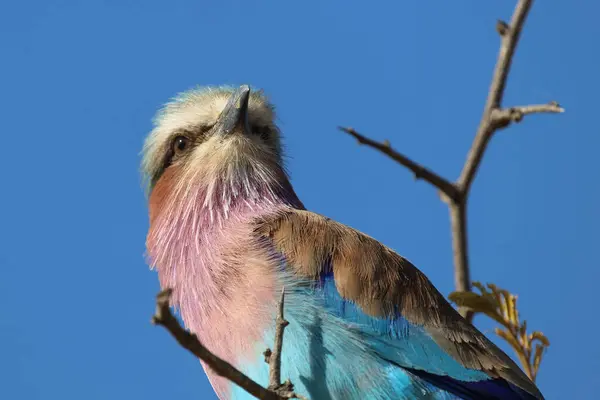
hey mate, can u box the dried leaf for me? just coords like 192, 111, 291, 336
495, 327, 521, 353
533, 343, 545, 372
462, 283, 549, 382
448, 291, 499, 319
472, 281, 498, 307
508, 293, 519, 326
529, 331, 550, 347
519, 320, 527, 341
519, 320, 529, 351
472, 281, 488, 293
498, 291, 510, 320
487, 283, 503, 312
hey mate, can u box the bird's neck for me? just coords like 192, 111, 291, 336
146, 162, 302, 302
148, 162, 303, 226
145, 165, 301, 383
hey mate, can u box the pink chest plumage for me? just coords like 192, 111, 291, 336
146, 169, 298, 396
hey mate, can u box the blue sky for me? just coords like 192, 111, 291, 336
1, 0, 597, 399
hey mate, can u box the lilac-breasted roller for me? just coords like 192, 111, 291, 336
141, 85, 544, 400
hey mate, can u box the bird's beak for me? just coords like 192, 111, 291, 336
213, 85, 252, 137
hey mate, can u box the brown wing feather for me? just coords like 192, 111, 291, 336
254, 208, 542, 399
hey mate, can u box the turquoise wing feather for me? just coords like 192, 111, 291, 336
250, 209, 544, 400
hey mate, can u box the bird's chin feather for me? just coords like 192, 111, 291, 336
146, 145, 302, 274
149, 138, 299, 227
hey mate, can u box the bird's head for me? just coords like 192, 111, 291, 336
142, 85, 298, 226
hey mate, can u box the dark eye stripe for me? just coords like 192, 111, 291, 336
153, 129, 195, 184
150, 122, 277, 191
197, 124, 214, 134
253, 126, 271, 140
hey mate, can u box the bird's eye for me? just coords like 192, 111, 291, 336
172, 136, 190, 154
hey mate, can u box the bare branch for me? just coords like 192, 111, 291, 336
152, 289, 288, 400
339, 126, 460, 202
267, 288, 290, 389
340, 0, 564, 324
453, 1, 564, 322
449, 203, 469, 291
262, 289, 306, 399
457, 0, 549, 194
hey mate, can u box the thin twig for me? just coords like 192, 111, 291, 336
268, 288, 290, 389
263, 289, 307, 400
457, 5, 563, 194
339, 127, 460, 202
152, 289, 287, 400
490, 103, 564, 128
340, 0, 564, 323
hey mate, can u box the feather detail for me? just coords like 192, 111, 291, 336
253, 208, 544, 400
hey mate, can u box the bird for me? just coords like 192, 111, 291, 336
141, 84, 544, 400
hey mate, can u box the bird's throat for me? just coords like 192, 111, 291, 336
145, 162, 302, 300
145, 165, 300, 397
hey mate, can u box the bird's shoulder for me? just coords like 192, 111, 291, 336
252, 207, 542, 400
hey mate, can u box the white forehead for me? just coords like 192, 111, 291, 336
154, 86, 275, 134
142, 85, 277, 183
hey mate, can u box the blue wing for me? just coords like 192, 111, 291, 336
314, 271, 537, 400
251, 208, 544, 400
